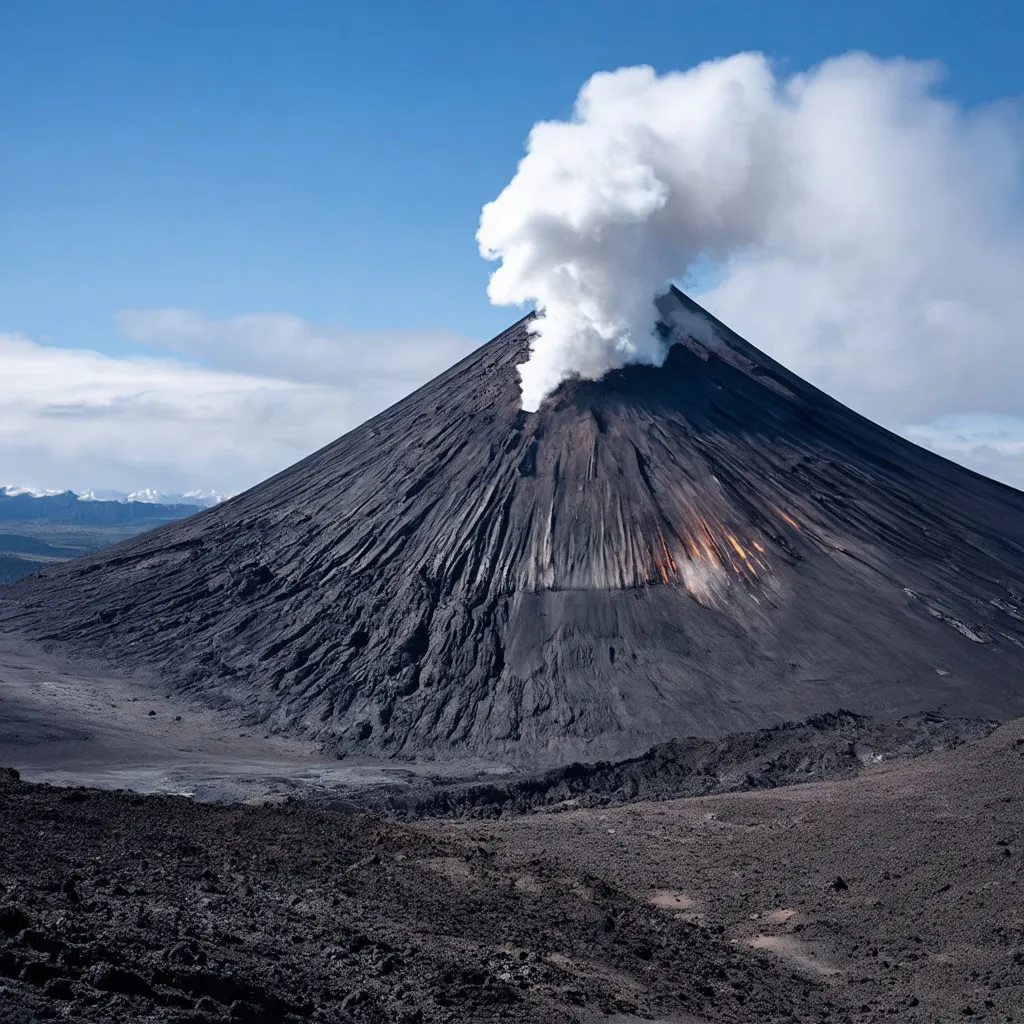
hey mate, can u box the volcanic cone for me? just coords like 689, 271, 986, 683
6, 288, 1024, 763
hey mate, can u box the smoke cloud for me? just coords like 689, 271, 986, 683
478, 53, 1024, 417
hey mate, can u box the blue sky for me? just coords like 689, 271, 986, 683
4, 0, 1021, 348
1, 1, 1023, 495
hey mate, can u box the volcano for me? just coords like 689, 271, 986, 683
5, 288, 1024, 764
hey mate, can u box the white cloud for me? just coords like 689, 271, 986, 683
0, 319, 477, 495
479, 52, 1024, 429
696, 55, 1024, 427
115, 309, 475, 387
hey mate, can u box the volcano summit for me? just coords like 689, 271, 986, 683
5, 289, 1024, 764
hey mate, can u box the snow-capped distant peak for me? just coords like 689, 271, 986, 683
4, 485, 229, 508
126, 488, 162, 504
1, 484, 71, 498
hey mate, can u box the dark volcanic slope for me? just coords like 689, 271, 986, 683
5, 289, 1024, 763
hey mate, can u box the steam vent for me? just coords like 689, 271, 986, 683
6, 288, 1024, 764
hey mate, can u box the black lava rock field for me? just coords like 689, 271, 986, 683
0, 764, 832, 1024
3, 717, 1024, 1023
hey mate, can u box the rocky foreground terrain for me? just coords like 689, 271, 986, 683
2, 718, 1023, 1023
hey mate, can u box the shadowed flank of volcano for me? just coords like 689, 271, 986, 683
4, 288, 1024, 764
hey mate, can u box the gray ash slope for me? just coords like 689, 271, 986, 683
5, 288, 1024, 764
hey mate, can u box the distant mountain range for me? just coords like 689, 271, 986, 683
0, 487, 213, 584
0, 488, 212, 524
1, 486, 227, 508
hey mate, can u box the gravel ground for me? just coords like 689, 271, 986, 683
461, 719, 1024, 1023
0, 768, 827, 1024
2, 721, 1022, 1023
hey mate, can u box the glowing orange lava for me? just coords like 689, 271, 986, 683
770, 504, 802, 531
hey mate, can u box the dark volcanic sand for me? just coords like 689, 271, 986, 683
3, 721, 1024, 1023
0, 631, 501, 805
5, 289, 1024, 765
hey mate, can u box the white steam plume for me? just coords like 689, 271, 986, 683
478, 54, 784, 410
477, 53, 1024, 419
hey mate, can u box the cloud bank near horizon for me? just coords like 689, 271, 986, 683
115, 309, 475, 389
0, 318, 478, 497
478, 52, 1024, 424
